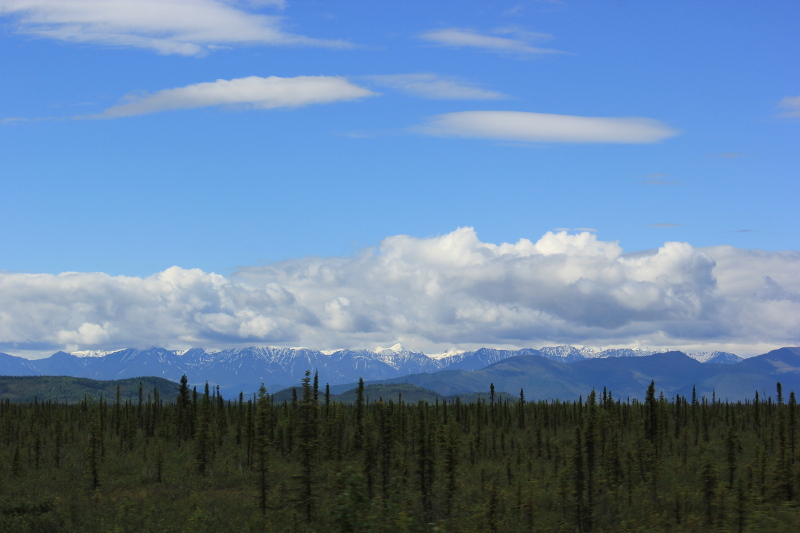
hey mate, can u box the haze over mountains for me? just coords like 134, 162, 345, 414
3, 343, 789, 401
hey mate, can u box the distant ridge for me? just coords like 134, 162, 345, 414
0, 344, 760, 398
375, 348, 800, 402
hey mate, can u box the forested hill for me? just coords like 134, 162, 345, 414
0, 375, 180, 403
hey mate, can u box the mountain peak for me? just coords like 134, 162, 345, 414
375, 343, 408, 355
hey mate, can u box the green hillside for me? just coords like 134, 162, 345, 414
336, 383, 443, 403
0, 375, 180, 403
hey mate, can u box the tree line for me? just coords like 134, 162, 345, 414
1, 372, 799, 532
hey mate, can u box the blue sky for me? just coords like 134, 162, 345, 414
0, 1, 798, 356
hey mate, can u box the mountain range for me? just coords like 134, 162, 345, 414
371, 348, 800, 403
0, 343, 761, 399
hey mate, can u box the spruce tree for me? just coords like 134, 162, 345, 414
86, 409, 101, 490
193, 383, 211, 476
354, 377, 365, 451
255, 384, 271, 516
296, 370, 318, 521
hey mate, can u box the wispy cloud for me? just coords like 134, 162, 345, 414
642, 173, 679, 186
1, 116, 58, 125
87, 76, 376, 118
2, 228, 798, 354
777, 95, 800, 117
420, 28, 562, 55
0, 0, 348, 56
708, 153, 745, 158
501, 5, 525, 16
416, 111, 679, 144
648, 223, 682, 228
365, 74, 506, 100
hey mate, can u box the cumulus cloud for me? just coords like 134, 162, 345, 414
416, 111, 679, 144
89, 76, 376, 118
778, 95, 800, 117
365, 74, 506, 100
420, 28, 562, 55
1, 228, 799, 355
0, 0, 346, 56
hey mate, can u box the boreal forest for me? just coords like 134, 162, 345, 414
2, 372, 800, 532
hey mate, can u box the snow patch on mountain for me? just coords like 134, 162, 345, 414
71, 350, 114, 358
685, 351, 743, 364
428, 348, 466, 360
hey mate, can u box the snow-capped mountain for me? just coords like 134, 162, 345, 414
532, 346, 742, 365
71, 350, 114, 358
439, 347, 542, 369
537, 346, 598, 362
684, 351, 743, 364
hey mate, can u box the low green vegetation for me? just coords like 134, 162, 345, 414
1, 374, 799, 532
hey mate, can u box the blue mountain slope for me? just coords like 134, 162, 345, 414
0, 352, 39, 376
30, 351, 89, 375
569, 352, 704, 400
379, 354, 586, 399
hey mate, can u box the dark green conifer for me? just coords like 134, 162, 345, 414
193, 382, 211, 476
354, 377, 365, 451
296, 370, 318, 521
256, 384, 270, 516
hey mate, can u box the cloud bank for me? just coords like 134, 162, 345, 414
0, 0, 346, 55
2, 228, 798, 355
417, 111, 679, 144
92, 76, 376, 118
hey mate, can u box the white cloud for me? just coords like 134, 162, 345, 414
56, 322, 111, 345
778, 95, 800, 117
416, 111, 679, 144
420, 28, 562, 55
365, 74, 506, 100
2, 228, 798, 355
90, 76, 376, 118
0, 0, 346, 56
